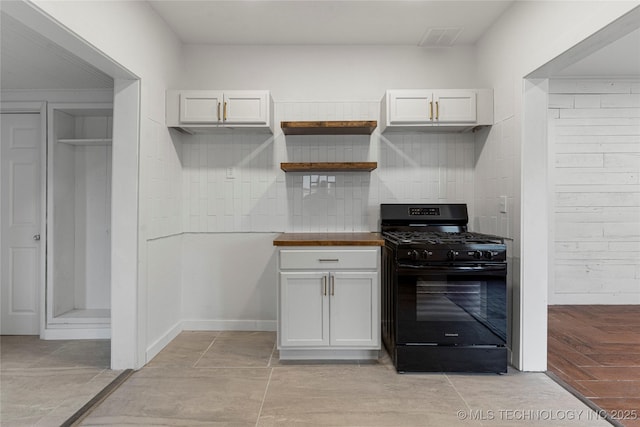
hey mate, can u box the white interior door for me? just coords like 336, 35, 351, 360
1, 113, 42, 335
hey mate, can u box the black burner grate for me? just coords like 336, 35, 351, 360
383, 230, 504, 245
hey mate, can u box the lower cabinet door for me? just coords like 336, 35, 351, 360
329, 271, 379, 347
280, 272, 329, 347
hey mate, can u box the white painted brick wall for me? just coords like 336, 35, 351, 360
179, 101, 476, 233
549, 79, 640, 304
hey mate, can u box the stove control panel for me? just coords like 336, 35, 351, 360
409, 207, 440, 216
397, 245, 506, 263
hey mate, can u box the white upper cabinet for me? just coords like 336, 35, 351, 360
223, 91, 269, 124
381, 89, 493, 132
433, 91, 477, 123
178, 90, 222, 124
167, 90, 273, 133
388, 90, 433, 124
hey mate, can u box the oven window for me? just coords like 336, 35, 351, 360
416, 281, 482, 321
397, 273, 507, 345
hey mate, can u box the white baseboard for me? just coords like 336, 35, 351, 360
181, 319, 277, 332
279, 349, 379, 360
145, 321, 182, 363
41, 327, 110, 340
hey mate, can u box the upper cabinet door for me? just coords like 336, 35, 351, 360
433, 90, 477, 123
388, 90, 433, 124
223, 91, 269, 125
179, 90, 223, 124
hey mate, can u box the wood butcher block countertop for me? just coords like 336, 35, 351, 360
273, 232, 385, 247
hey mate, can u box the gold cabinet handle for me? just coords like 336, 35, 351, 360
217, 102, 221, 121
436, 101, 439, 120
223, 101, 227, 121
429, 101, 433, 120
323, 276, 327, 296
330, 275, 335, 296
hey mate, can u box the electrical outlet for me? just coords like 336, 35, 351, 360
226, 167, 235, 179
500, 195, 508, 214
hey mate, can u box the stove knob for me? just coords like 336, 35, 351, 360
447, 250, 459, 261
473, 251, 483, 260
409, 250, 420, 260
422, 250, 433, 259
484, 251, 494, 260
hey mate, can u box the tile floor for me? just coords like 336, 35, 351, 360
0, 336, 119, 426
74, 331, 611, 426
548, 305, 640, 427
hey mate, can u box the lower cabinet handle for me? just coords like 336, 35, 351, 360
223, 101, 227, 121
429, 101, 433, 120
217, 102, 221, 121
436, 101, 439, 120
318, 258, 339, 262
330, 275, 335, 296
323, 276, 327, 296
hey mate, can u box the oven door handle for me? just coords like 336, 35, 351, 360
396, 263, 506, 273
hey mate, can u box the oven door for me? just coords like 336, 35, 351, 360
395, 263, 507, 346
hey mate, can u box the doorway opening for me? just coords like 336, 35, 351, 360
1, 3, 141, 371
524, 7, 640, 422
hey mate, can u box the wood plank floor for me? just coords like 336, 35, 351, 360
548, 305, 640, 427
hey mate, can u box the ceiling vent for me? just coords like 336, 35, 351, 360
418, 27, 463, 47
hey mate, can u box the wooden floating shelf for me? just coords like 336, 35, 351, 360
280, 162, 377, 172
281, 120, 377, 135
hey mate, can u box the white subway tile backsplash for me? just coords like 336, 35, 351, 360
176, 100, 475, 233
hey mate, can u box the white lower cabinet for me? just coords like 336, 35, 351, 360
278, 248, 380, 360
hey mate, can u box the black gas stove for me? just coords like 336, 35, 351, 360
380, 203, 508, 373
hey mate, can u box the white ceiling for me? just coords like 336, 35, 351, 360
0, 1, 638, 91
554, 26, 640, 78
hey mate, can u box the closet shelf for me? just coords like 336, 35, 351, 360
57, 138, 112, 146
280, 162, 377, 172
281, 120, 377, 135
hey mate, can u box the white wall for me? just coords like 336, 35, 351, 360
549, 78, 640, 304
145, 234, 183, 361
51, 111, 77, 317
476, 1, 640, 371
144, 119, 183, 360
181, 233, 278, 332
73, 145, 111, 310
181, 45, 479, 101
